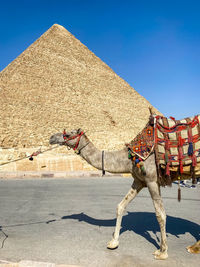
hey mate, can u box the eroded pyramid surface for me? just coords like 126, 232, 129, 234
0, 24, 159, 150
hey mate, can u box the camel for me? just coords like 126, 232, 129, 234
49, 128, 200, 260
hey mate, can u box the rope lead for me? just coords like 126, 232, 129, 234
0, 145, 60, 166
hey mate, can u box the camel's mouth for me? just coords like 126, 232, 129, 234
49, 136, 57, 145
49, 133, 65, 145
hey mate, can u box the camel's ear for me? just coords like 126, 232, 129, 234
77, 128, 82, 133
149, 106, 153, 115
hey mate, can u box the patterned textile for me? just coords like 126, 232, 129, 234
127, 114, 200, 184
127, 115, 200, 182
154, 115, 200, 177
127, 123, 154, 160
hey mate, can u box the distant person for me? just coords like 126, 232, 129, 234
180, 180, 187, 187
190, 179, 197, 189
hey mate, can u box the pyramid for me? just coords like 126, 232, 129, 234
0, 24, 160, 150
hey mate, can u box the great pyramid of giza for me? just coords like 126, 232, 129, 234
0, 24, 160, 151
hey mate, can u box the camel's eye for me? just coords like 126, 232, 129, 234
63, 133, 70, 139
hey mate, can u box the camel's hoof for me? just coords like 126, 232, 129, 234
153, 249, 161, 256
186, 246, 192, 253
186, 241, 200, 254
154, 250, 168, 260
186, 245, 200, 254
107, 239, 119, 250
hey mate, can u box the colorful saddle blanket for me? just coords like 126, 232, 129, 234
127, 122, 154, 160
127, 114, 200, 178
127, 123, 154, 160
154, 115, 200, 173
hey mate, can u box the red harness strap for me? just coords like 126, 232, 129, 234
156, 115, 199, 132
63, 130, 84, 151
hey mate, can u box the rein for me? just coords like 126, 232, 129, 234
1, 130, 86, 167
0, 145, 60, 166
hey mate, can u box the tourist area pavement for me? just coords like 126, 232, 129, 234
0, 175, 199, 267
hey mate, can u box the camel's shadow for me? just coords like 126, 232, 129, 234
62, 212, 200, 249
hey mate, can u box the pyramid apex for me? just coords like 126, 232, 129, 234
46, 23, 72, 36
51, 23, 65, 29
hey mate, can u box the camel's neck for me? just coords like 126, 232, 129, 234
77, 136, 133, 173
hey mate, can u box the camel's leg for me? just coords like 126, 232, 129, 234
147, 181, 168, 260
107, 179, 143, 249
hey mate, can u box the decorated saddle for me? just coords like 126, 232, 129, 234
126, 118, 154, 175
127, 114, 200, 185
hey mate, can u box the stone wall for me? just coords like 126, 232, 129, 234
0, 147, 95, 172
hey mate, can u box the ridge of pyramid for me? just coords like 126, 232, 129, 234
0, 24, 75, 74
1, 23, 113, 79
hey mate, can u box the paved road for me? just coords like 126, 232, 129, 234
0, 177, 199, 267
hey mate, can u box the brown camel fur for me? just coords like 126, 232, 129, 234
49, 129, 200, 260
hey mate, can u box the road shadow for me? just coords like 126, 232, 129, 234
62, 211, 200, 249
1, 212, 199, 250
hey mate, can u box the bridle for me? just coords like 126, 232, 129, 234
63, 130, 85, 153
62, 129, 105, 176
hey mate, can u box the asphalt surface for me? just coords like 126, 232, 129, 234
0, 177, 199, 267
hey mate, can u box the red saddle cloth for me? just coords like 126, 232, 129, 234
154, 115, 200, 175
127, 114, 200, 187
127, 114, 200, 172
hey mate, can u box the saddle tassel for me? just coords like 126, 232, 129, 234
191, 164, 197, 185
166, 162, 170, 176
192, 153, 197, 167
188, 143, 193, 156
178, 182, 181, 202
188, 128, 194, 156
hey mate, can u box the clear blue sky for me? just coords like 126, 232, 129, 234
0, 0, 200, 119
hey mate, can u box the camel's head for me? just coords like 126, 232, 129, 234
49, 128, 84, 149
